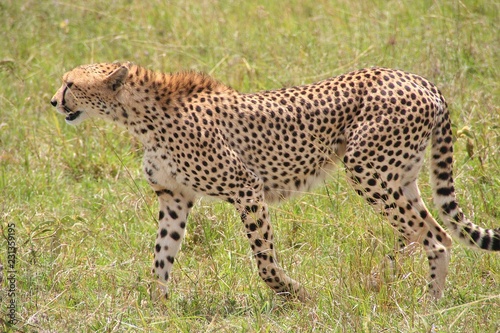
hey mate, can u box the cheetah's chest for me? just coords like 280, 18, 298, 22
143, 148, 179, 187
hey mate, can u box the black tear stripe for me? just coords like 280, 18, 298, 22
61, 85, 69, 107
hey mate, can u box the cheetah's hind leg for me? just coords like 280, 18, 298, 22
344, 145, 452, 299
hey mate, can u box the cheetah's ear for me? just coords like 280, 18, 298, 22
105, 65, 129, 91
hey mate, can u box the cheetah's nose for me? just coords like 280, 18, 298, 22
51, 99, 57, 107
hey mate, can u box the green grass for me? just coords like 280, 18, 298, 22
1, 0, 499, 332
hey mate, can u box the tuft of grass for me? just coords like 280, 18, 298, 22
1, 0, 499, 332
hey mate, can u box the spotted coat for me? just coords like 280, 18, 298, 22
51, 62, 500, 301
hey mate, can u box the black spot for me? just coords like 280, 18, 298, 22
437, 161, 448, 169
491, 235, 500, 250
437, 172, 449, 180
167, 256, 174, 264
461, 227, 471, 239
159, 210, 165, 220
436, 187, 453, 196
255, 239, 263, 247
155, 244, 161, 252
156, 189, 174, 196
442, 201, 457, 214
246, 205, 259, 214
470, 230, 481, 243
167, 207, 179, 219
160, 229, 168, 238
170, 231, 181, 241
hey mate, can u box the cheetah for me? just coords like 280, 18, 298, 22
51, 62, 499, 301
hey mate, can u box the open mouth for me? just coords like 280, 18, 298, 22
66, 111, 82, 121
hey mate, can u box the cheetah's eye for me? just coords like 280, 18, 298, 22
66, 82, 74, 88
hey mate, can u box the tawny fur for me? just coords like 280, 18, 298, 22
51, 62, 499, 301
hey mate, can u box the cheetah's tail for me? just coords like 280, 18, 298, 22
430, 100, 500, 251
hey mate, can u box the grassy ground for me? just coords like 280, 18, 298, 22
1, 0, 499, 332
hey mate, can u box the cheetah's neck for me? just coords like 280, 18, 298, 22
112, 65, 233, 145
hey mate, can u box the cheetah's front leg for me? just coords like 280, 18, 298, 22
152, 187, 195, 299
232, 192, 309, 302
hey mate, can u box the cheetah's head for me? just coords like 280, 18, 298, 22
50, 62, 131, 125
